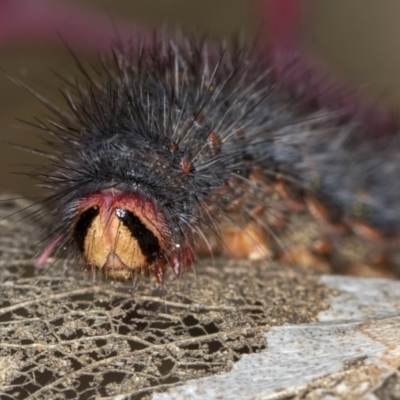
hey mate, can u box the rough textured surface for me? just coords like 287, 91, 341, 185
157, 276, 400, 399
1, 196, 400, 399
0, 196, 330, 399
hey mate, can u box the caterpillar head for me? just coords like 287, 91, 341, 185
40, 188, 194, 283
74, 189, 165, 281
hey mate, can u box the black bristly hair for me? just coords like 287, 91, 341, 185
16, 31, 400, 278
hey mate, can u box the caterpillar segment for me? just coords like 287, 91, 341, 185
197, 167, 399, 279
34, 35, 400, 282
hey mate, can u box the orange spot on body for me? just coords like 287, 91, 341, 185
207, 131, 220, 156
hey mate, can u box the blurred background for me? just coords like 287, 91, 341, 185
0, 0, 400, 197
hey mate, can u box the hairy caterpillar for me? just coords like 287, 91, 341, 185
18, 29, 398, 284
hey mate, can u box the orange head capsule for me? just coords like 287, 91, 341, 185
72, 189, 192, 282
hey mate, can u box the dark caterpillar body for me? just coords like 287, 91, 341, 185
34, 33, 400, 281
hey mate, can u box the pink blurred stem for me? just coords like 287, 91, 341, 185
0, 0, 395, 135
259, 0, 396, 136
263, 0, 311, 73
0, 0, 148, 53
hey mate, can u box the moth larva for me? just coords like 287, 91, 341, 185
25, 31, 400, 282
